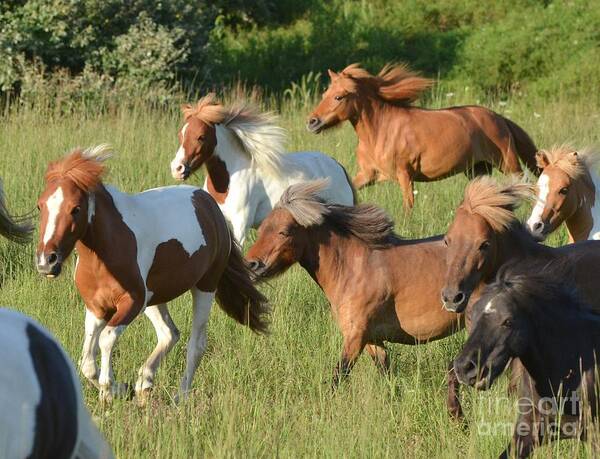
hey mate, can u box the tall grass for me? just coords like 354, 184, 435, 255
0, 86, 598, 457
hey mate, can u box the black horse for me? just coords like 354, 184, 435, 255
455, 261, 600, 458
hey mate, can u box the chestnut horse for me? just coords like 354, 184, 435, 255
246, 180, 461, 384
527, 146, 600, 242
0, 179, 32, 243
307, 63, 539, 208
36, 146, 269, 402
442, 177, 600, 419
170, 94, 355, 244
456, 263, 600, 458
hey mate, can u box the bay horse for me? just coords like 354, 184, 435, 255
0, 308, 113, 458
246, 180, 462, 384
307, 63, 539, 208
0, 179, 33, 243
527, 146, 600, 242
455, 263, 600, 458
170, 94, 355, 244
36, 146, 269, 402
441, 176, 600, 419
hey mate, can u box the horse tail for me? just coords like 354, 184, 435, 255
215, 231, 270, 334
0, 181, 32, 243
503, 116, 540, 176
336, 159, 359, 204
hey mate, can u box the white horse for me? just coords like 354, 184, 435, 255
169, 94, 355, 244
527, 146, 600, 242
0, 308, 113, 459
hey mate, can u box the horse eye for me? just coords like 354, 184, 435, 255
559, 187, 569, 195
198, 135, 205, 141
334, 95, 345, 101
71, 206, 81, 216
502, 318, 512, 328
278, 230, 289, 237
479, 241, 490, 251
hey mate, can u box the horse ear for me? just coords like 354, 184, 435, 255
327, 69, 339, 81
535, 151, 549, 168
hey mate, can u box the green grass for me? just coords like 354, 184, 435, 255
0, 89, 599, 458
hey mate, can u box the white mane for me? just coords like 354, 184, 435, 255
220, 108, 287, 177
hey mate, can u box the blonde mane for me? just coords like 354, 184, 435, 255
182, 94, 286, 176
461, 176, 533, 232
277, 179, 399, 248
45, 145, 112, 191
538, 145, 600, 180
337, 63, 434, 105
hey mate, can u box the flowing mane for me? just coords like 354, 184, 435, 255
538, 145, 600, 180
277, 179, 399, 248
338, 63, 434, 106
45, 145, 112, 191
182, 94, 286, 176
460, 177, 533, 232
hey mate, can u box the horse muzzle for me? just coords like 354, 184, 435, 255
441, 287, 469, 313
171, 162, 191, 181
306, 117, 325, 134
37, 251, 63, 278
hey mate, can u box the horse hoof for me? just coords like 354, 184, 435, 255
99, 382, 131, 403
135, 387, 153, 407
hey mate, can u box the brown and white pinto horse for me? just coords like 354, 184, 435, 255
527, 146, 600, 242
0, 179, 32, 243
36, 146, 269, 402
247, 180, 462, 385
307, 63, 539, 208
442, 177, 600, 419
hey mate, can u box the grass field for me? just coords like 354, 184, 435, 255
0, 88, 599, 458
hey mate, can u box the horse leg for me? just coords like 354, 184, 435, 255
353, 169, 377, 189
464, 161, 493, 179
134, 303, 180, 404
98, 324, 127, 402
447, 362, 464, 420
79, 308, 105, 388
365, 344, 390, 375
332, 331, 367, 389
396, 168, 415, 209
177, 288, 213, 401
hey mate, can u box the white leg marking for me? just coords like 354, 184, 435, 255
178, 289, 214, 399
527, 173, 550, 230
98, 325, 125, 388
42, 186, 64, 244
135, 304, 180, 393
79, 309, 106, 384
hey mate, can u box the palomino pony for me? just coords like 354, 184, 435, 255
0, 308, 113, 459
36, 146, 269, 402
0, 179, 32, 243
307, 63, 539, 208
441, 176, 600, 419
527, 146, 600, 242
170, 94, 355, 244
455, 263, 600, 458
246, 180, 462, 384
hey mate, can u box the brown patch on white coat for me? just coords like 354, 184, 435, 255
36, 146, 269, 402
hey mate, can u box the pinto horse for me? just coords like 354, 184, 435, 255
0, 308, 113, 459
307, 63, 539, 208
246, 180, 462, 384
441, 177, 600, 419
455, 264, 600, 458
36, 146, 269, 402
0, 179, 32, 243
170, 94, 355, 244
527, 146, 600, 242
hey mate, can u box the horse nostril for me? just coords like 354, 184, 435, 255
532, 221, 543, 232
248, 260, 263, 272
176, 164, 184, 172
308, 117, 319, 127
453, 292, 465, 305
47, 252, 58, 265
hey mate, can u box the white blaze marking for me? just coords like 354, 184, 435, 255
483, 299, 495, 314
43, 187, 64, 245
527, 173, 550, 230
171, 123, 189, 177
